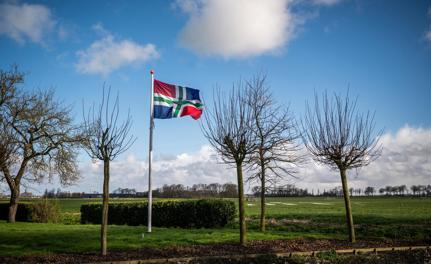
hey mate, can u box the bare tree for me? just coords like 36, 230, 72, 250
302, 90, 381, 242
0, 67, 81, 223
82, 86, 136, 255
364, 186, 375, 196
245, 75, 301, 232
398, 185, 407, 196
411, 185, 419, 196
201, 82, 256, 245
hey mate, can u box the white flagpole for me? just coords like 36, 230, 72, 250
148, 69, 154, 233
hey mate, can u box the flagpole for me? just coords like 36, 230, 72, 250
148, 69, 154, 233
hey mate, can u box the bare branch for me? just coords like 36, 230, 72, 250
82, 85, 136, 162
301, 90, 382, 171
245, 74, 303, 186
201, 81, 256, 165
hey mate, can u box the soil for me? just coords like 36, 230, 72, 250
0, 238, 429, 264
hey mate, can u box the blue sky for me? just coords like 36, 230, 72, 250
1, 0, 431, 194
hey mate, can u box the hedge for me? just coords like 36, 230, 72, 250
0, 203, 32, 222
81, 199, 236, 228
0, 199, 60, 223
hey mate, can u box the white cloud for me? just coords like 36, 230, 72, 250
73, 145, 235, 193
312, 0, 342, 6
0, 2, 56, 45
177, 0, 297, 58
296, 125, 431, 191
361, 126, 431, 187
92, 22, 110, 36
426, 30, 431, 44
27, 126, 431, 194
174, 0, 200, 13
75, 26, 159, 75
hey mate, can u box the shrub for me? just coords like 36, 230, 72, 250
29, 198, 60, 223
81, 199, 236, 228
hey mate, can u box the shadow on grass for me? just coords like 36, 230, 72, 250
0, 222, 299, 256
0, 211, 429, 257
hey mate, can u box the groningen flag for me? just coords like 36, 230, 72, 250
153, 79, 203, 120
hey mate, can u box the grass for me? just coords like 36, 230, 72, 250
4, 196, 430, 218
245, 196, 431, 220
0, 196, 430, 256
0, 221, 335, 256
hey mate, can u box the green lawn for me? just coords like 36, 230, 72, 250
0, 196, 430, 256
0, 221, 335, 256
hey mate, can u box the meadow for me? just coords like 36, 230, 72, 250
0, 196, 430, 256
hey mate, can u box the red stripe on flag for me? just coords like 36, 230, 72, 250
154, 80, 176, 98
180, 105, 202, 120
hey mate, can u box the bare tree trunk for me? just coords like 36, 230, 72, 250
260, 165, 266, 232
340, 168, 355, 243
101, 159, 110, 255
236, 163, 246, 245
8, 186, 20, 223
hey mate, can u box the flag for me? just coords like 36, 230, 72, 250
153, 79, 203, 120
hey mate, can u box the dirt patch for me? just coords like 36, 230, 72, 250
280, 219, 311, 224
264, 218, 311, 226
0, 238, 429, 264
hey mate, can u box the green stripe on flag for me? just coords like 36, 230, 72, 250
154, 96, 203, 108
173, 87, 183, 117
154, 96, 174, 105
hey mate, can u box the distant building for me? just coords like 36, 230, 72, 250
113, 188, 137, 195
82, 193, 102, 198
21, 192, 34, 198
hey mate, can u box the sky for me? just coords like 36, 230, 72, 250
0, 0, 431, 195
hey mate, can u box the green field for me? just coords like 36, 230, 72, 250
0, 196, 430, 256
8, 196, 430, 218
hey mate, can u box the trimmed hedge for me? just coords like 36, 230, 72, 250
0, 203, 32, 222
81, 199, 236, 228
0, 199, 60, 223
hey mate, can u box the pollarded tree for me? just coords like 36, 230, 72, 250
302, 91, 381, 242
82, 86, 136, 255
201, 82, 256, 245
0, 67, 81, 223
245, 75, 302, 232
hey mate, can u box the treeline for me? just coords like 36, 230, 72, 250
251, 184, 431, 197
43, 189, 101, 198
311, 185, 431, 197
41, 183, 238, 199
153, 183, 238, 198
379, 185, 431, 196
38, 183, 431, 199
252, 185, 309, 197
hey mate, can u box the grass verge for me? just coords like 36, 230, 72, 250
0, 221, 338, 256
